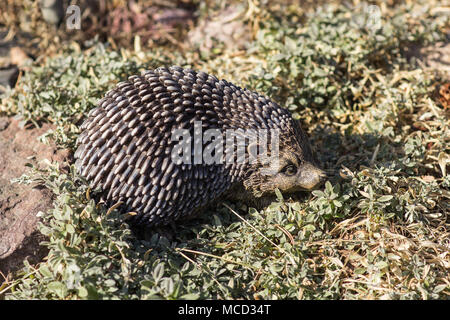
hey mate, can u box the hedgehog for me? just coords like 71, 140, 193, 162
74, 66, 326, 227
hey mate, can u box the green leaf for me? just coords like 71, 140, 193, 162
274, 188, 283, 201
152, 263, 165, 283
375, 261, 388, 270
39, 265, 53, 278
78, 286, 88, 298
378, 195, 393, 202
47, 281, 67, 299
162, 278, 174, 295
354, 268, 366, 275
312, 190, 325, 197
180, 293, 200, 300
325, 181, 334, 195
333, 200, 342, 207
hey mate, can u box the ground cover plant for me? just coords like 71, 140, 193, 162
0, 0, 448, 299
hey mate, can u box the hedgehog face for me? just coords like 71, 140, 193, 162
271, 152, 326, 192
243, 127, 326, 197
243, 150, 326, 197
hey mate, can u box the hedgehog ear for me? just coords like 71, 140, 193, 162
247, 141, 275, 167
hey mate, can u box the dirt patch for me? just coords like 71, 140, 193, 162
0, 116, 68, 279
188, 5, 251, 52
405, 40, 450, 77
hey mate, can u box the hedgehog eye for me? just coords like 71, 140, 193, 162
281, 164, 297, 176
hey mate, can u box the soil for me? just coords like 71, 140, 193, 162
0, 116, 68, 280
405, 41, 450, 77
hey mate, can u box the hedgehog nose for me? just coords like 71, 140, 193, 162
298, 163, 327, 190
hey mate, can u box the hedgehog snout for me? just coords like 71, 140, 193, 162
296, 162, 327, 190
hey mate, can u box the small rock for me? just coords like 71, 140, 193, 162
10, 47, 31, 67
0, 66, 19, 89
